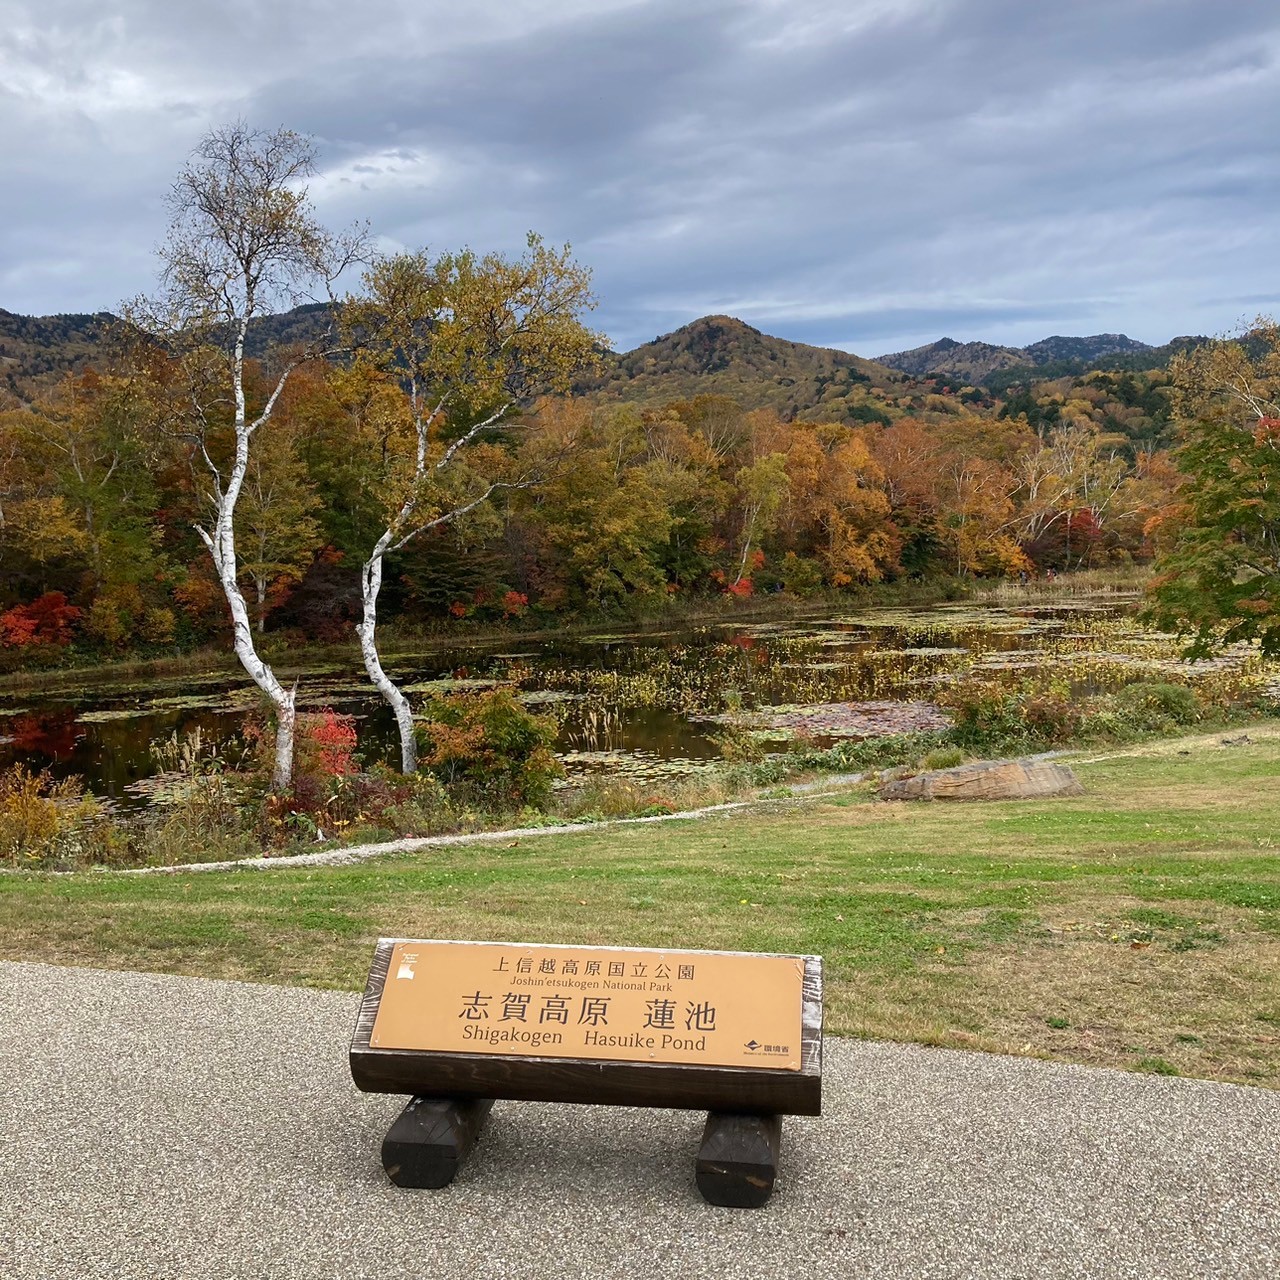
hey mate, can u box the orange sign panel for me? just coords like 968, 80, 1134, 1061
370, 941, 805, 1071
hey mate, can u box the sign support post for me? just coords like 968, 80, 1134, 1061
696, 1112, 785, 1208
381, 1096, 494, 1190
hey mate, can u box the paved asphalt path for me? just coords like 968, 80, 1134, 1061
2, 961, 1276, 1279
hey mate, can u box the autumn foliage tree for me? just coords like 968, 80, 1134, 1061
517, 400, 707, 604
130, 123, 364, 789
1147, 320, 1280, 655
344, 237, 598, 771
0, 593, 81, 648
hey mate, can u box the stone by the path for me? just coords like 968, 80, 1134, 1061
878, 758, 1084, 802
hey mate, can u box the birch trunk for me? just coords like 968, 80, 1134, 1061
352, 379, 435, 776
205, 511, 298, 790
229, 568, 297, 789
197, 320, 300, 792
358, 540, 417, 773
735, 509, 757, 585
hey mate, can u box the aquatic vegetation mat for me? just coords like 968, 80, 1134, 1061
5, 595, 1279, 806
701, 700, 952, 739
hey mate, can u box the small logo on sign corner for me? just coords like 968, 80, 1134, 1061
745, 1040, 761, 1051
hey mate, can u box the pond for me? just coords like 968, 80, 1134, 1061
0, 595, 1271, 807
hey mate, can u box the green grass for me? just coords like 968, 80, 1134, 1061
3, 724, 1280, 1087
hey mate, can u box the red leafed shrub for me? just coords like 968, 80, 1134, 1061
501, 590, 529, 618
0, 593, 81, 648
1066, 509, 1103, 556
302, 708, 359, 776
724, 577, 754, 598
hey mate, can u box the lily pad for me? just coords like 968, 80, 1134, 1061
701, 699, 951, 738
556, 749, 722, 783
148, 694, 235, 711
402, 677, 503, 694
518, 690, 586, 705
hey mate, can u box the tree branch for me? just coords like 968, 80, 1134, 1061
434, 401, 514, 473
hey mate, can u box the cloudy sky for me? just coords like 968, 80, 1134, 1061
3, 0, 1278, 356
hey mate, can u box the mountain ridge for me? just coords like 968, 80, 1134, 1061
874, 330, 1204, 386
579, 313, 899, 420
2, 302, 1202, 413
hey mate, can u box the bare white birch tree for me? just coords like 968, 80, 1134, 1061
132, 123, 364, 789
345, 236, 598, 772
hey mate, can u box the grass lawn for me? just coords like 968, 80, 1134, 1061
3, 724, 1279, 1087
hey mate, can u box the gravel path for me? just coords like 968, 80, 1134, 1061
3, 960, 1277, 1279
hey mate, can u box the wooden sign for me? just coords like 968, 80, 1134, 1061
369, 941, 803, 1071
351, 938, 822, 1117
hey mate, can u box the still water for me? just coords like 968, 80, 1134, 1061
0, 597, 1254, 806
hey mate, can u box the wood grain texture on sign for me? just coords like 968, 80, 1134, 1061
351, 939, 823, 1116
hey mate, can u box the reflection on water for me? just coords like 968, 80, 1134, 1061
0, 596, 1268, 805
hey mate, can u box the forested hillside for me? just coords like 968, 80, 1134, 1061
2, 301, 1197, 418
0, 351, 1185, 665
874, 336, 1030, 381
877, 331, 1206, 390
0, 283, 1226, 673
581, 314, 897, 423
0, 309, 114, 400
0, 304, 340, 404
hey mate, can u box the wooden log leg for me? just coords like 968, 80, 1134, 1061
695, 1112, 783, 1208
381, 1096, 494, 1189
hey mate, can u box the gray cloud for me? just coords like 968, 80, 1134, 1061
2, 0, 1278, 355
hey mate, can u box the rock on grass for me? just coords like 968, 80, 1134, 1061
878, 758, 1084, 801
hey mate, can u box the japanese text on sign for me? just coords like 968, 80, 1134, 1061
370, 942, 804, 1071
